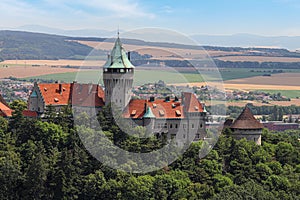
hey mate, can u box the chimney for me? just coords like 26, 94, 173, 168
59, 83, 62, 94
127, 51, 131, 61
174, 96, 179, 102
150, 96, 155, 102
144, 100, 147, 112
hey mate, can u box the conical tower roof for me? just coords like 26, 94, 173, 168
143, 106, 156, 118
103, 36, 135, 69
231, 106, 264, 129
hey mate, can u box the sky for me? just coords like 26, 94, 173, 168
1, 0, 300, 36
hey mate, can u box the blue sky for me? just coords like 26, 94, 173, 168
1, 0, 300, 36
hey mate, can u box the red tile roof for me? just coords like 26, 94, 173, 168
231, 106, 264, 130
22, 110, 38, 117
72, 83, 105, 107
124, 93, 204, 119
182, 92, 204, 112
0, 101, 12, 117
36, 83, 105, 107
124, 99, 184, 119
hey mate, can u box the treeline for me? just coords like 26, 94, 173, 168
210, 104, 300, 118
0, 101, 299, 199
132, 58, 300, 69
214, 60, 300, 69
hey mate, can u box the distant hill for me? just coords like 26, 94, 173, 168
0, 30, 94, 60
1, 30, 300, 61
7, 24, 300, 50
191, 33, 300, 50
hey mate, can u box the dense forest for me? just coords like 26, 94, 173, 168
0, 31, 94, 60
0, 100, 299, 199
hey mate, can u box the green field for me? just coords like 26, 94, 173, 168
254, 90, 300, 98
24, 68, 295, 86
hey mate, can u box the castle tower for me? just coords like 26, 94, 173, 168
103, 36, 134, 110
230, 106, 264, 145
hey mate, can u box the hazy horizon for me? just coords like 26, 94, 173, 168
2, 0, 300, 37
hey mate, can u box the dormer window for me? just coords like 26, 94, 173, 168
159, 110, 165, 116
131, 110, 136, 116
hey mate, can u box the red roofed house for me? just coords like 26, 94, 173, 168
28, 82, 105, 116
0, 94, 12, 117
228, 106, 264, 145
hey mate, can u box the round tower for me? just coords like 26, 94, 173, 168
103, 36, 134, 110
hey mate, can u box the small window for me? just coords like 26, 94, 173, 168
200, 123, 203, 128
170, 124, 173, 129
175, 124, 178, 129
192, 124, 194, 129
164, 123, 167, 128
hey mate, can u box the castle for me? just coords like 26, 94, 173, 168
26, 36, 208, 141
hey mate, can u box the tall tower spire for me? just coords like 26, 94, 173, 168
103, 36, 134, 110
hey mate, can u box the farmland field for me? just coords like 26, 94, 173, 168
253, 90, 300, 98
224, 73, 300, 86
76, 41, 245, 60
1, 60, 105, 67
0, 65, 78, 79
23, 67, 281, 86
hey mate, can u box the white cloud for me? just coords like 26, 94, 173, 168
160, 6, 174, 14
41, 0, 155, 19
0, 0, 155, 29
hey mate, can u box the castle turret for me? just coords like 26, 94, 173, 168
103, 36, 134, 110
230, 106, 264, 145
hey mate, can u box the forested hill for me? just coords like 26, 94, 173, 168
0, 102, 299, 199
1, 30, 300, 61
0, 30, 93, 60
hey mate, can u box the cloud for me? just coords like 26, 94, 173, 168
41, 0, 155, 19
160, 6, 174, 14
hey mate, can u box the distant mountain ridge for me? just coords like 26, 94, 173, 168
3, 24, 300, 50
191, 33, 300, 50
0, 30, 300, 61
